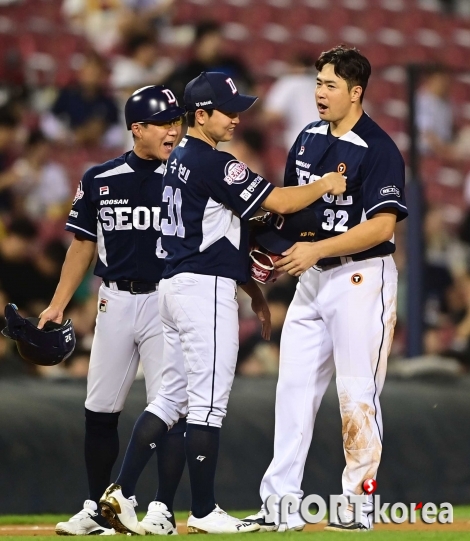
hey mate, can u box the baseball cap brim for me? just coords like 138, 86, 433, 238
218, 94, 258, 113
255, 229, 293, 255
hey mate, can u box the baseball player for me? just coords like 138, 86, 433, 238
99, 71, 346, 535
243, 46, 408, 532
38, 86, 187, 536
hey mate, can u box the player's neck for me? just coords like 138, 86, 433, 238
329, 106, 364, 138
187, 127, 217, 148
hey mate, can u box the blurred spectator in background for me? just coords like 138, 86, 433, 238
238, 279, 297, 376
164, 20, 254, 102
30, 240, 69, 312
62, 0, 175, 55
416, 64, 455, 158
262, 53, 320, 152
0, 217, 39, 311
220, 127, 267, 177
110, 31, 174, 93
110, 31, 174, 149
9, 130, 71, 221
41, 52, 121, 147
0, 108, 20, 215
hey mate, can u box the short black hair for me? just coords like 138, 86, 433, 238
8, 217, 38, 239
0, 107, 19, 128
187, 109, 213, 128
195, 20, 221, 42
26, 129, 47, 148
315, 45, 371, 102
125, 32, 156, 56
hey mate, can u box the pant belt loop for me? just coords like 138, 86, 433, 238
108, 281, 118, 291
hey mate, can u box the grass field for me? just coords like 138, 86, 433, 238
1, 507, 469, 540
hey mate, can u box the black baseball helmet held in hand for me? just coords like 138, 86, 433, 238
124, 85, 186, 129
1, 303, 76, 366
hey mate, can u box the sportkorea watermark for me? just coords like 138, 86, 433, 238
265, 480, 453, 525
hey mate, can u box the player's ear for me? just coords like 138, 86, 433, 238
351, 85, 362, 104
131, 123, 142, 139
195, 109, 206, 126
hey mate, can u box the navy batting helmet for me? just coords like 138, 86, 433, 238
1, 304, 76, 366
124, 85, 186, 130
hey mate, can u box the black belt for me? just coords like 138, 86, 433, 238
316, 254, 385, 271
103, 279, 158, 294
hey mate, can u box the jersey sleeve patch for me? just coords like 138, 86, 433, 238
224, 160, 249, 185
205, 153, 274, 221
66, 173, 98, 239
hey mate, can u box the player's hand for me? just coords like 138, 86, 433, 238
251, 294, 272, 341
321, 172, 346, 195
38, 306, 63, 329
275, 242, 322, 276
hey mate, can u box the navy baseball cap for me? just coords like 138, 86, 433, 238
184, 72, 258, 113
255, 208, 318, 255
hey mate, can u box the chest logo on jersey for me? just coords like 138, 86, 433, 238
73, 181, 84, 206
100, 186, 109, 196
351, 273, 363, 285
224, 160, 249, 185
337, 163, 347, 174
99, 298, 108, 312
299, 146, 305, 155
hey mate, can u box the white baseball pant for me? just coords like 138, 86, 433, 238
146, 273, 239, 428
260, 255, 398, 528
85, 283, 163, 413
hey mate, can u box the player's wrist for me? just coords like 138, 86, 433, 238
318, 177, 332, 195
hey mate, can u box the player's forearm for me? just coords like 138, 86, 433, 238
262, 179, 331, 214
239, 277, 264, 300
313, 213, 397, 260
49, 238, 96, 310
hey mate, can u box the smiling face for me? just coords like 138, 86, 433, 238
316, 63, 362, 124
196, 109, 240, 146
131, 119, 183, 161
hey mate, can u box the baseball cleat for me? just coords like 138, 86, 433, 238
99, 484, 145, 535
324, 521, 371, 532
277, 523, 305, 532
55, 500, 115, 536
187, 505, 260, 534
242, 509, 278, 532
140, 501, 178, 535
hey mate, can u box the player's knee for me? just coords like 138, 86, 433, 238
188, 407, 225, 428
85, 408, 120, 435
168, 417, 187, 435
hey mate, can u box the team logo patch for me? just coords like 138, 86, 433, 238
224, 160, 249, 185
299, 146, 305, 156
99, 298, 108, 312
380, 185, 401, 197
100, 186, 109, 196
351, 273, 363, 285
73, 181, 84, 205
337, 163, 347, 174
69, 210, 78, 218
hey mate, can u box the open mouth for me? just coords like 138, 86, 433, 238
163, 141, 174, 150
317, 103, 328, 114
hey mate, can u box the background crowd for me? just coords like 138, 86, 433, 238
1, 0, 470, 380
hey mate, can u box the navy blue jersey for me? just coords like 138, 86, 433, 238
160, 136, 274, 283
285, 113, 407, 265
65, 151, 166, 282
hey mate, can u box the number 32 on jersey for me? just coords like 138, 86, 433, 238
322, 192, 352, 233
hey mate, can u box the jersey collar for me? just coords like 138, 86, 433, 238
127, 150, 163, 171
